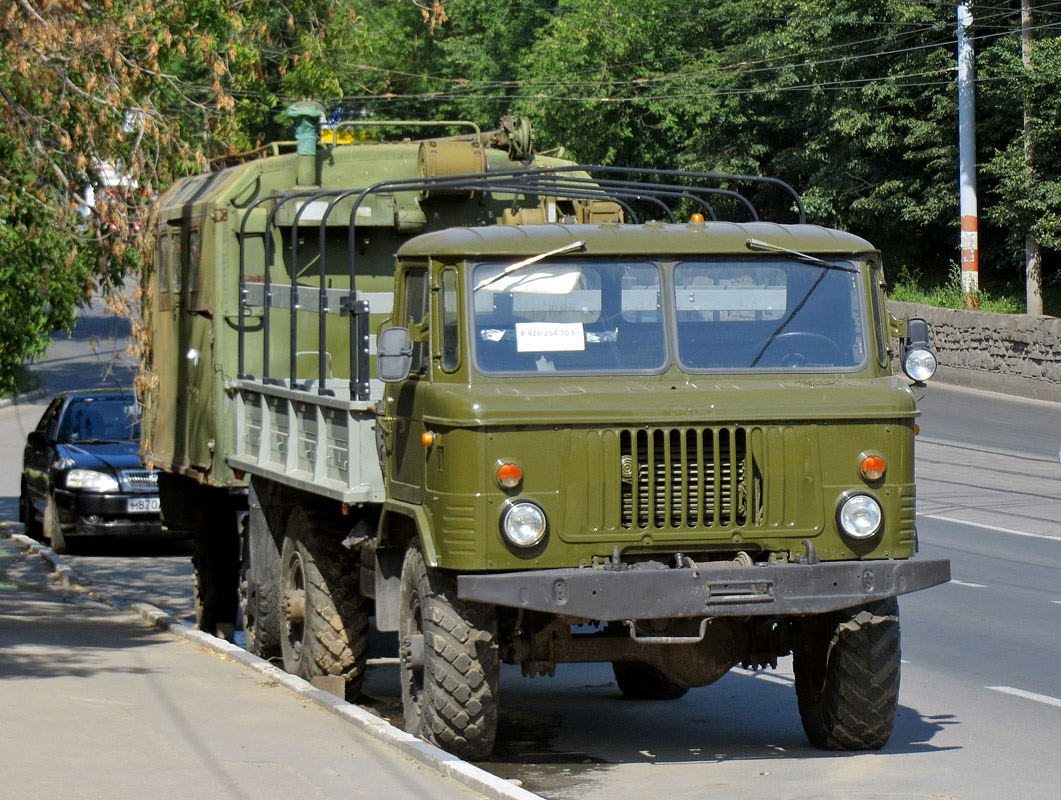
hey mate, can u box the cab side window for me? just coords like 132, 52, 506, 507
158, 231, 172, 312
403, 269, 429, 374
440, 269, 460, 371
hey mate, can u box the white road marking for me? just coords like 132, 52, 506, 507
988, 686, 1061, 709
920, 513, 1061, 542
950, 579, 988, 588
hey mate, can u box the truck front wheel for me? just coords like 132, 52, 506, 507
792, 598, 901, 750
279, 508, 368, 699
399, 543, 499, 760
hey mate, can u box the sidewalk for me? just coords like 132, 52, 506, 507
0, 535, 505, 800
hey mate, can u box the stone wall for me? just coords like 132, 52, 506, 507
888, 301, 1061, 402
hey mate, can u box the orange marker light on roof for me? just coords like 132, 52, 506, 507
690, 213, 705, 223
860, 455, 886, 481
497, 462, 523, 489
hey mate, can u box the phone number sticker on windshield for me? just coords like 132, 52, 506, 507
515, 322, 586, 352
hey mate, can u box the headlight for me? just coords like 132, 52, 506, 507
903, 347, 937, 382
65, 469, 120, 492
837, 493, 883, 539
500, 501, 548, 549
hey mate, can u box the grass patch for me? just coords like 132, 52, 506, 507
887, 263, 1059, 315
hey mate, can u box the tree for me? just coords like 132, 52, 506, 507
0, 0, 375, 391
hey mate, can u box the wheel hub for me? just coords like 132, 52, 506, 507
400, 633, 425, 669
284, 588, 306, 623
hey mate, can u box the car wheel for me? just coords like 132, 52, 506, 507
43, 494, 69, 554
19, 482, 43, 540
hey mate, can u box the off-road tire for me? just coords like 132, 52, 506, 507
793, 598, 901, 750
612, 661, 690, 701
240, 511, 283, 659
43, 494, 68, 554
192, 493, 241, 640
279, 507, 368, 700
400, 544, 499, 760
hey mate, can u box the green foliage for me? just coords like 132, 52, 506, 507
0, 134, 94, 394
888, 263, 1024, 314
3, 0, 1059, 397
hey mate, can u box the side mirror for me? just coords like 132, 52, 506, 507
900, 317, 937, 383
376, 327, 413, 383
27, 430, 49, 448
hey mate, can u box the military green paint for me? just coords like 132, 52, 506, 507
144, 122, 925, 583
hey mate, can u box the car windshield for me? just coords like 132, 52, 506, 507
471, 261, 666, 374
58, 398, 141, 443
674, 260, 868, 371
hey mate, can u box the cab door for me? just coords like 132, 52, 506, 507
383, 267, 431, 504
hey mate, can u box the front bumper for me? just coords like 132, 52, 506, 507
458, 558, 951, 621
54, 489, 165, 537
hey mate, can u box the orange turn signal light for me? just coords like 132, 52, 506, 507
860, 455, 886, 481
497, 462, 523, 489
421, 431, 438, 447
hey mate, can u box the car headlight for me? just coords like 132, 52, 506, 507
65, 469, 120, 493
903, 347, 937, 382
500, 501, 548, 549
837, 493, 883, 539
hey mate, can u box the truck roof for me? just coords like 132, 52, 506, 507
396, 221, 877, 260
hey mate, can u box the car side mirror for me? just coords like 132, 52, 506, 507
376, 326, 413, 383
27, 430, 49, 448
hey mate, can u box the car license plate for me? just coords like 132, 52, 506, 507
127, 497, 161, 514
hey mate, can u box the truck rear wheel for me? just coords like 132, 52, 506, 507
793, 598, 901, 750
399, 543, 499, 760
192, 492, 240, 640
612, 661, 690, 700
240, 508, 282, 659
279, 508, 368, 699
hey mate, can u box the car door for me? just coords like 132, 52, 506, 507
383, 267, 431, 505
23, 396, 64, 511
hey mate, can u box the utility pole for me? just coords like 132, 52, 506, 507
957, 2, 979, 309
1022, 0, 1044, 315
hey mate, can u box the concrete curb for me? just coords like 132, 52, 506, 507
0, 530, 544, 800
0, 387, 48, 409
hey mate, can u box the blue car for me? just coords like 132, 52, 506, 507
19, 390, 164, 553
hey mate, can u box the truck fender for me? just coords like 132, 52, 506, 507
374, 501, 440, 632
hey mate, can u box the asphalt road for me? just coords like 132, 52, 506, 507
3, 302, 1059, 799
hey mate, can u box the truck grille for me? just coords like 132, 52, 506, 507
619, 427, 762, 530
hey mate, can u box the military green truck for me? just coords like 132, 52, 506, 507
140, 106, 950, 760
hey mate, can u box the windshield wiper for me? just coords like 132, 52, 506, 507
474, 240, 586, 291
745, 238, 858, 272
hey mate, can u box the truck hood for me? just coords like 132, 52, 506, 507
419, 375, 919, 427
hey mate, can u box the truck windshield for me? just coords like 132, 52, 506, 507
674, 260, 867, 371
472, 261, 666, 374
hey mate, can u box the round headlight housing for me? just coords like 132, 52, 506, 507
500, 501, 548, 549
65, 468, 120, 493
903, 347, 937, 382
837, 493, 883, 539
